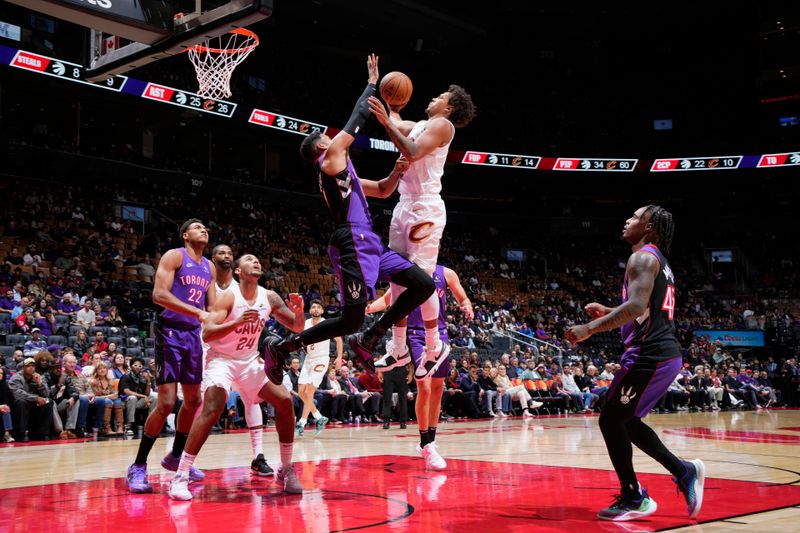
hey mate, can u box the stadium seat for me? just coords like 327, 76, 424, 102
125, 347, 142, 358
144, 338, 155, 348
69, 325, 85, 336
6, 334, 29, 347
145, 348, 155, 359
108, 336, 123, 347
0, 345, 14, 359
47, 335, 67, 346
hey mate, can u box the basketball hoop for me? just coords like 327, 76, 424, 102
187, 27, 259, 99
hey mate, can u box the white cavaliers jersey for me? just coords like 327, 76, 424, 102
304, 317, 330, 360
207, 284, 271, 360
202, 278, 239, 353
398, 119, 454, 198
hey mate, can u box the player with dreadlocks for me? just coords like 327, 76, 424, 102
565, 205, 705, 522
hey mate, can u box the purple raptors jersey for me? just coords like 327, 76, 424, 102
160, 247, 212, 328
407, 265, 447, 334
316, 155, 372, 228
620, 243, 681, 360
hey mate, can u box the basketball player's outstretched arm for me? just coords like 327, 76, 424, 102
267, 291, 305, 333
321, 53, 380, 176
360, 156, 408, 198
152, 249, 210, 321
202, 291, 260, 342
565, 252, 658, 343
444, 267, 474, 320
368, 98, 453, 161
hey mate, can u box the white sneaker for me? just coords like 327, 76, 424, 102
489, 411, 498, 418
499, 411, 508, 418
168, 473, 192, 501
277, 464, 303, 494
414, 340, 450, 380
374, 339, 411, 372
417, 442, 447, 471
530, 401, 544, 409
522, 410, 534, 419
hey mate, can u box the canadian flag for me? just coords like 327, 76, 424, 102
102, 35, 119, 55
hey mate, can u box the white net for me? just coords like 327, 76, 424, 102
187, 28, 258, 100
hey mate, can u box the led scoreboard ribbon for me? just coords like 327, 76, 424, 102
248, 108, 327, 136
141, 83, 236, 118
3, 44, 800, 172
756, 152, 800, 168
553, 158, 637, 171
651, 156, 743, 171
461, 151, 541, 169
9, 49, 126, 91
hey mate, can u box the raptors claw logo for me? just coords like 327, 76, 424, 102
347, 281, 362, 300
620, 386, 637, 405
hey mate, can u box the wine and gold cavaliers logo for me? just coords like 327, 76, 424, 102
409, 222, 435, 243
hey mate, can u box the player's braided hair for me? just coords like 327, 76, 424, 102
447, 84, 477, 128
643, 205, 675, 253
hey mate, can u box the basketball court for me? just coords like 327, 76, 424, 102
3, 410, 800, 532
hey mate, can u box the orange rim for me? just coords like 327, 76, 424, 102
188, 28, 259, 54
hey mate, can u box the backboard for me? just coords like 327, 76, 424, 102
6, 0, 272, 82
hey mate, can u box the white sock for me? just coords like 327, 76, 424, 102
177, 451, 196, 477
279, 441, 293, 467
250, 427, 263, 458
311, 409, 321, 420
299, 417, 307, 426
391, 326, 407, 354
424, 327, 439, 355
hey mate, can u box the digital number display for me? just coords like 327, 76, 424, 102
141, 83, 236, 118
553, 158, 637, 171
651, 156, 742, 171
10, 49, 126, 91
461, 151, 540, 169
248, 108, 327, 136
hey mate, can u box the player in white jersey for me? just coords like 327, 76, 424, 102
367, 84, 476, 379
201, 245, 269, 467
168, 254, 306, 500
296, 299, 343, 436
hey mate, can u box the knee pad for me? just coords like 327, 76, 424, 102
339, 303, 367, 334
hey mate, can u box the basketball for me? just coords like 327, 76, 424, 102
379, 71, 413, 107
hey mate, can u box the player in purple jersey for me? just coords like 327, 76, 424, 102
368, 265, 472, 471
126, 219, 217, 494
264, 54, 434, 381
566, 206, 704, 522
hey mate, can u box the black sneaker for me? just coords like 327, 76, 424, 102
251, 453, 274, 477
262, 335, 288, 385
347, 332, 376, 373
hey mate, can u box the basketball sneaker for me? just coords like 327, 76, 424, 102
673, 459, 705, 519
374, 339, 411, 372
126, 463, 153, 494
295, 420, 304, 436
277, 464, 303, 494
597, 487, 658, 521
414, 340, 450, 380
417, 442, 447, 471
315, 415, 329, 436
161, 453, 205, 482
346, 333, 377, 373
168, 473, 192, 501
262, 335, 288, 385
251, 453, 273, 477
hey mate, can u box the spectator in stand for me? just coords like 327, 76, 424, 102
479, 360, 502, 417
721, 368, 746, 409
72, 329, 89, 358
90, 362, 122, 436
111, 353, 128, 380
318, 367, 348, 426
687, 366, 711, 411
737, 369, 764, 409
14, 306, 35, 334
63, 352, 108, 437
756, 371, 780, 407
34, 310, 56, 337
599, 363, 615, 381
75, 300, 96, 328
459, 365, 485, 418
105, 306, 125, 330
93, 304, 108, 327
0, 290, 19, 311
8, 350, 24, 373
118, 357, 155, 435
8, 357, 51, 441
0, 367, 15, 442
5, 247, 23, 266
23, 328, 47, 357
443, 368, 467, 418
46, 357, 78, 439
493, 365, 541, 417
93, 331, 109, 355
337, 366, 367, 423
56, 294, 78, 320
562, 365, 594, 413
705, 369, 723, 410
357, 370, 384, 423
